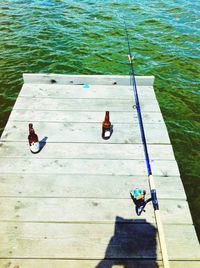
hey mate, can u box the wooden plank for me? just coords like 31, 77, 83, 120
0, 198, 192, 224
170, 262, 200, 268
19, 84, 131, 99
10, 110, 165, 124
0, 259, 199, 268
10, 110, 139, 123
0, 222, 199, 260
19, 84, 156, 97
159, 200, 193, 225
23, 73, 155, 86
13, 96, 161, 112
1, 121, 170, 144
0, 259, 162, 268
0, 142, 175, 160
0, 221, 160, 259
0, 174, 186, 200
1, 259, 199, 268
0, 157, 180, 176
165, 225, 200, 260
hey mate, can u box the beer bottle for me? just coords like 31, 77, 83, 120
28, 123, 40, 153
102, 111, 112, 140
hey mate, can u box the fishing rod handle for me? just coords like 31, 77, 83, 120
148, 174, 156, 189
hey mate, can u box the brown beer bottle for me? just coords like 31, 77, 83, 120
102, 111, 112, 140
28, 123, 40, 153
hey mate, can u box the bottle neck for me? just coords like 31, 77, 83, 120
29, 123, 33, 130
103, 111, 111, 129
29, 129, 35, 135
105, 111, 110, 123
28, 124, 38, 141
29, 123, 35, 134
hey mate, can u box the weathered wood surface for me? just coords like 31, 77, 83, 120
1, 121, 170, 144
0, 197, 192, 224
14, 96, 161, 112
10, 110, 165, 124
0, 74, 199, 267
0, 260, 200, 268
1, 260, 200, 268
0, 142, 175, 160
0, 222, 199, 260
19, 84, 156, 99
23, 73, 155, 86
0, 174, 186, 199
0, 157, 180, 176
0, 259, 164, 268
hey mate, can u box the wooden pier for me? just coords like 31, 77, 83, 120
0, 74, 199, 267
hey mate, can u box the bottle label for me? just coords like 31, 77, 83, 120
105, 130, 110, 138
30, 141, 40, 153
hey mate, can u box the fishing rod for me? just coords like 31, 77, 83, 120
123, 20, 170, 268
124, 21, 152, 177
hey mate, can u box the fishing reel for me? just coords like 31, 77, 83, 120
130, 188, 159, 216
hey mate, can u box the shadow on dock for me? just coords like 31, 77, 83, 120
39, 136, 48, 152
96, 216, 158, 268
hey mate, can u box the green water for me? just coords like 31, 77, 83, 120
0, 0, 200, 239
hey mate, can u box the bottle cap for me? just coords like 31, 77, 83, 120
29, 123, 33, 129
